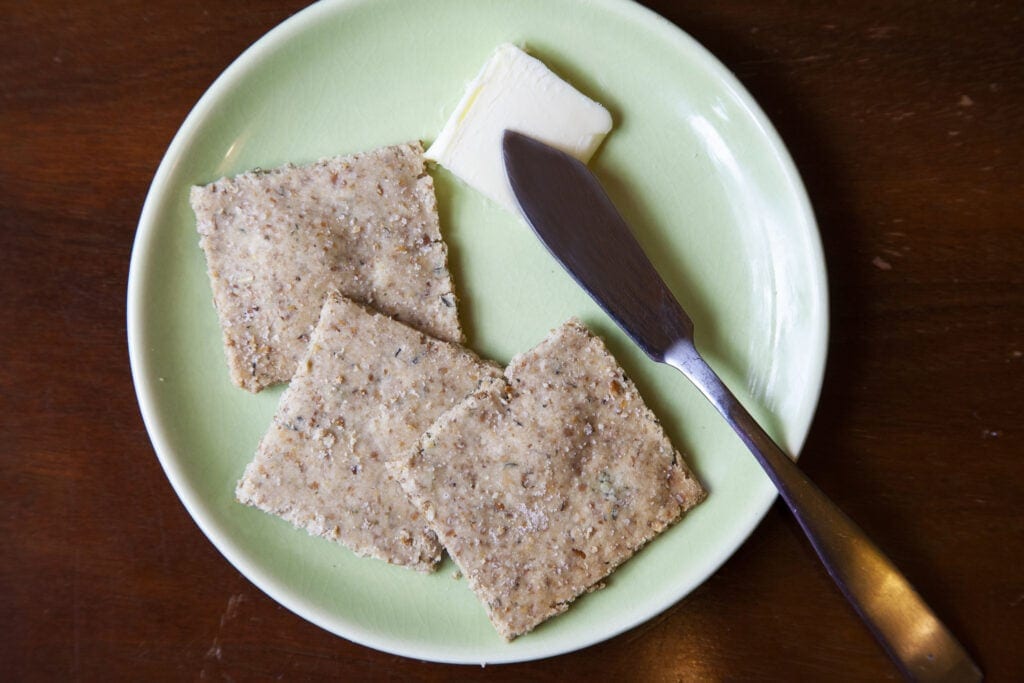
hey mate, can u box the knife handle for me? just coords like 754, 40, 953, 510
664, 340, 981, 683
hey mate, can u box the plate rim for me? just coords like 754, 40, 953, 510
127, 0, 828, 664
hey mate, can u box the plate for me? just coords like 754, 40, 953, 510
128, 0, 827, 664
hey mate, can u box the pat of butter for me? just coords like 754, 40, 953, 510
425, 44, 613, 212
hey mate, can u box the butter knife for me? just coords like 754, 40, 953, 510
502, 130, 981, 682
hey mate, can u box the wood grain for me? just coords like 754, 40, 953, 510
2, 1, 1021, 680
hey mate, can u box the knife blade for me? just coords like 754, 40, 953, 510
501, 131, 692, 362
502, 129, 981, 683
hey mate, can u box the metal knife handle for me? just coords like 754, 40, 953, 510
664, 340, 981, 683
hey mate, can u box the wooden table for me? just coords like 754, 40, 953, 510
3, 1, 1021, 679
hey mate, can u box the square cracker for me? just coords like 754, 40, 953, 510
191, 141, 461, 392
388, 319, 706, 636
236, 292, 501, 572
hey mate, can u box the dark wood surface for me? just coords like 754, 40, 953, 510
3, 1, 1021, 680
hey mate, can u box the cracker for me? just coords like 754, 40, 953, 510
388, 320, 706, 636
236, 292, 501, 572
191, 142, 461, 392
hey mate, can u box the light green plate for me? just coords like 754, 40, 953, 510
128, 0, 827, 664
